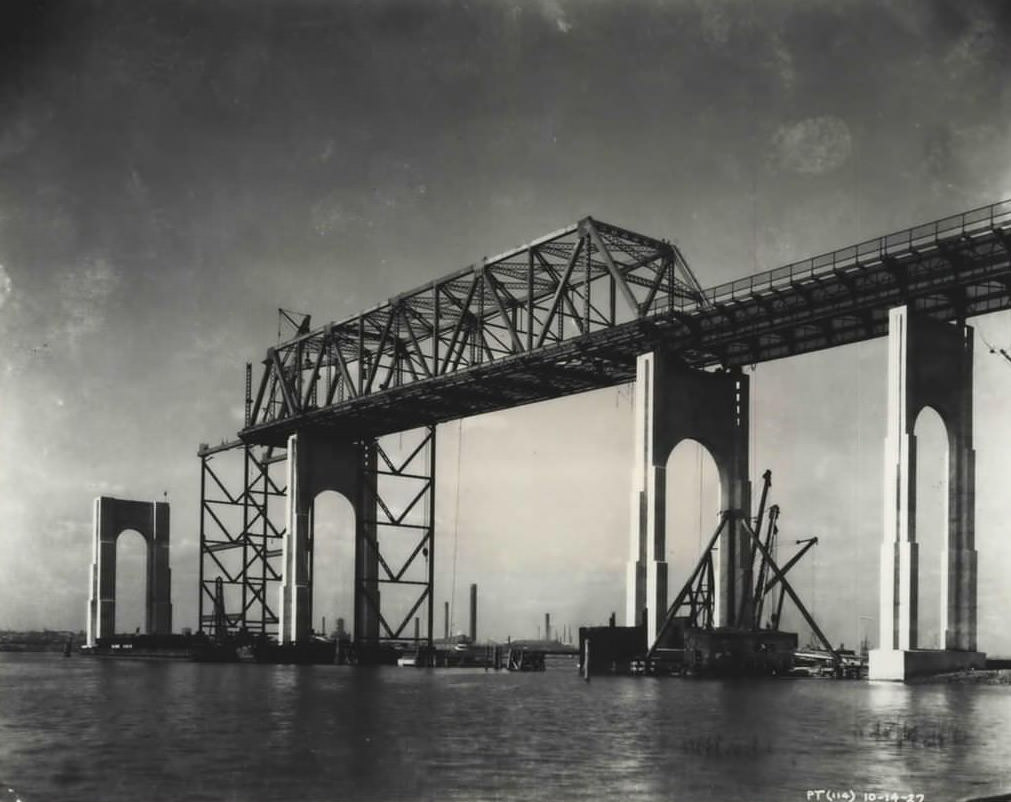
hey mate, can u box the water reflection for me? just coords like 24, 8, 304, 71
0, 654, 1008, 802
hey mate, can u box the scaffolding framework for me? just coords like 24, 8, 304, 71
198, 442, 286, 638
359, 426, 436, 647
198, 427, 436, 650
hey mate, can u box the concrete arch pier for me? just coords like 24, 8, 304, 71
626, 350, 752, 647
281, 433, 378, 645
86, 497, 172, 646
869, 306, 986, 680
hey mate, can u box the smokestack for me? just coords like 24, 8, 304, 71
545, 613, 551, 642
444, 601, 449, 640
469, 584, 477, 643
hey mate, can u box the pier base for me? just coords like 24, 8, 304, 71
868, 648, 985, 681
871, 308, 982, 682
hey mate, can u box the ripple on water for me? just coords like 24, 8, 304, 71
1, 655, 1010, 801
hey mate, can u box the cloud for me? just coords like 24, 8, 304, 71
538, 0, 572, 34
768, 32, 795, 93
85, 480, 127, 496
770, 116, 853, 175
311, 196, 367, 237
944, 11, 998, 77
56, 258, 119, 347
0, 264, 11, 311
0, 263, 30, 378
698, 1, 731, 45
0, 117, 36, 163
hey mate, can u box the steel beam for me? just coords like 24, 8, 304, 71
240, 202, 1011, 447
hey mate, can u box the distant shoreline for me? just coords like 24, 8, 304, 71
0, 643, 69, 652
0, 630, 79, 653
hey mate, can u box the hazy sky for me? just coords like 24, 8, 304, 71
2, 0, 1010, 652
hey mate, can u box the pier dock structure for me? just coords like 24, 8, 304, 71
87, 497, 172, 647
196, 201, 1010, 673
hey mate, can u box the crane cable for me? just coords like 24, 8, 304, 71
978, 327, 1011, 366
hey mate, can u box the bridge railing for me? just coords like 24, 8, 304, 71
703, 198, 1011, 304
241, 199, 1011, 436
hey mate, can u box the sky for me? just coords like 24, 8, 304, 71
1, 0, 1011, 653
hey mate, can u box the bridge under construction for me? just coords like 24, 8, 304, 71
195, 199, 1011, 679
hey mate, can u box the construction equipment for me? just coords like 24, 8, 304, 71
647, 470, 841, 676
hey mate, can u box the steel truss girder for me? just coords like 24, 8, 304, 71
241, 201, 1011, 447
198, 441, 287, 637
243, 217, 704, 444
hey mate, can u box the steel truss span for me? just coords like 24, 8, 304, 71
240, 201, 1011, 447
242, 217, 707, 445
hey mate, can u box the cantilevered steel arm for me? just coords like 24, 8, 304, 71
762, 537, 818, 595
741, 521, 839, 665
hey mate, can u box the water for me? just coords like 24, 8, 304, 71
1, 653, 1008, 802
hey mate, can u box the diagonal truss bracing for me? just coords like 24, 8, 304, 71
243, 217, 705, 444
357, 427, 436, 646
198, 441, 287, 637
241, 201, 1011, 447
202, 199, 1011, 647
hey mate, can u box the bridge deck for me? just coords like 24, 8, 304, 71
240, 201, 1011, 446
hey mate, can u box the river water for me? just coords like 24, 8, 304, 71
0, 653, 1008, 802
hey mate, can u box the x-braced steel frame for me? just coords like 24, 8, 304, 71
198, 440, 286, 638
199, 424, 436, 649
240, 201, 1011, 448
356, 427, 436, 649
243, 218, 706, 444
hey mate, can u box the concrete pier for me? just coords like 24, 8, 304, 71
869, 307, 984, 680
281, 433, 378, 644
627, 351, 752, 646
87, 497, 171, 646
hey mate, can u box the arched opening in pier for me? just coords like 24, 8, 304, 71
914, 405, 948, 650
310, 490, 356, 639
115, 529, 147, 634
665, 439, 721, 615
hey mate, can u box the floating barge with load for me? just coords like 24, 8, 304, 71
579, 470, 849, 680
